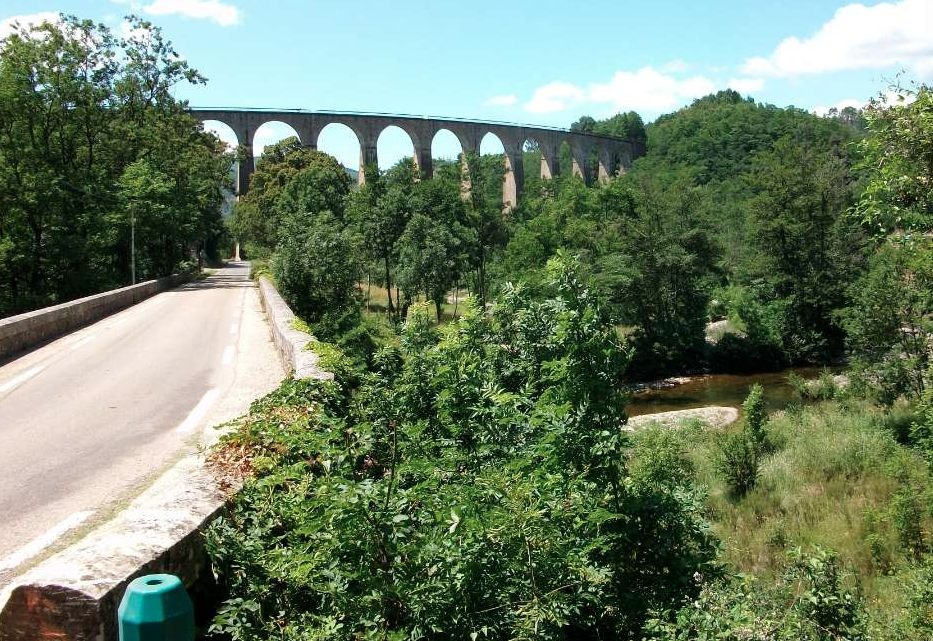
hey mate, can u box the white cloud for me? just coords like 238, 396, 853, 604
589, 68, 715, 111
525, 82, 587, 114
728, 77, 765, 94
525, 67, 719, 114
483, 94, 517, 107
142, 0, 241, 26
812, 98, 865, 116
742, 0, 933, 78
0, 12, 60, 39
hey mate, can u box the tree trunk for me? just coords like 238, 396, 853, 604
383, 254, 395, 314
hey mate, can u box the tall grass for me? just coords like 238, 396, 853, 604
637, 399, 932, 619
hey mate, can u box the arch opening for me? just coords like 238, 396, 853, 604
253, 121, 301, 160
201, 120, 238, 151
431, 128, 464, 180
316, 122, 362, 178
479, 132, 505, 156
376, 125, 416, 173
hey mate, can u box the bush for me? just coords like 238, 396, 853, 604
630, 427, 695, 490
716, 431, 760, 497
206, 255, 718, 639
644, 546, 866, 640
743, 383, 768, 451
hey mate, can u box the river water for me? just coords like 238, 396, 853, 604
627, 366, 831, 418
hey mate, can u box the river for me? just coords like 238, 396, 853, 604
627, 366, 832, 418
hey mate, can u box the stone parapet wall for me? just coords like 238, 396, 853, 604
256, 276, 333, 381
0, 274, 190, 362
0, 457, 225, 641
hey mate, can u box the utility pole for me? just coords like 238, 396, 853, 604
130, 211, 136, 285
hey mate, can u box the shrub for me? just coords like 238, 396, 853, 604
206, 255, 718, 639
643, 546, 866, 640
742, 382, 768, 451
716, 431, 759, 498
630, 427, 695, 490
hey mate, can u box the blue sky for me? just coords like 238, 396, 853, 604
2, 0, 932, 169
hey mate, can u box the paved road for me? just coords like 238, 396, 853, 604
0, 262, 283, 580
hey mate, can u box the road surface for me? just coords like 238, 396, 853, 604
0, 262, 283, 583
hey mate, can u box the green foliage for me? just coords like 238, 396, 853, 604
842, 241, 933, 403
716, 431, 760, 498
272, 210, 362, 333
206, 255, 719, 639
911, 369, 933, 464
743, 136, 863, 362
644, 547, 866, 640
629, 426, 695, 490
854, 84, 933, 237
231, 140, 349, 249
708, 285, 787, 371
307, 339, 356, 388
742, 383, 767, 451
0, 15, 231, 315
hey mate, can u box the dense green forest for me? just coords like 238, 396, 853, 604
0, 15, 233, 318
211, 85, 933, 639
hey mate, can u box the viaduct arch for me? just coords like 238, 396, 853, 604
191, 108, 646, 209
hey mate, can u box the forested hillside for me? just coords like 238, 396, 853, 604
500, 90, 867, 376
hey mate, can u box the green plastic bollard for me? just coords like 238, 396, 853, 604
118, 574, 195, 641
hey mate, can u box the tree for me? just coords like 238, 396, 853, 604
232, 140, 347, 250
272, 210, 362, 335
603, 173, 720, 376
744, 136, 862, 362
118, 160, 173, 284
854, 84, 933, 237
346, 163, 413, 317
396, 213, 464, 321
0, 14, 231, 315
842, 241, 933, 403
462, 152, 507, 305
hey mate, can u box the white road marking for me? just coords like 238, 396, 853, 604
0, 510, 95, 574
110, 317, 128, 327
229, 323, 238, 335
221, 345, 235, 365
0, 365, 46, 394
175, 389, 220, 434
69, 334, 97, 351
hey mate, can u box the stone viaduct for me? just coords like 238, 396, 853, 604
191, 109, 645, 209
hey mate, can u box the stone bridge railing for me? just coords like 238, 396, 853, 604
190, 108, 645, 209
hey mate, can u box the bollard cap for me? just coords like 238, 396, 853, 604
118, 573, 194, 641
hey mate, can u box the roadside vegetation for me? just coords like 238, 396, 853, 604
0, 15, 234, 318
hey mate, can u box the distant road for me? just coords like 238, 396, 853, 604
0, 262, 283, 582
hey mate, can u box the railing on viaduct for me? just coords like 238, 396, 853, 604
190, 108, 646, 209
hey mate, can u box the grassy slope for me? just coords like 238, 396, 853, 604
642, 399, 931, 619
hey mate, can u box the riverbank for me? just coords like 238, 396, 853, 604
626, 406, 738, 430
